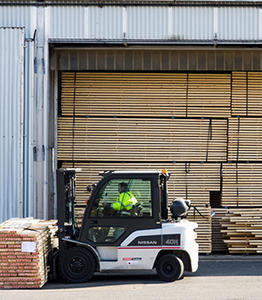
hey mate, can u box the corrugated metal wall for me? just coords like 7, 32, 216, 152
45, 5, 262, 41
0, 4, 260, 42
0, 7, 34, 38
217, 7, 259, 40
0, 5, 261, 42
0, 28, 24, 222
2, 3, 262, 224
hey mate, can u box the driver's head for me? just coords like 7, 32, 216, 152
118, 182, 128, 193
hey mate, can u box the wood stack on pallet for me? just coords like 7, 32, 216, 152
61, 72, 231, 118
221, 208, 262, 254
187, 73, 231, 117
231, 72, 262, 116
188, 206, 212, 254
58, 117, 227, 162
61, 72, 188, 117
231, 72, 247, 116
0, 218, 58, 289
211, 208, 228, 252
222, 163, 262, 206
172, 163, 221, 207
247, 72, 262, 116
62, 162, 220, 208
228, 117, 262, 161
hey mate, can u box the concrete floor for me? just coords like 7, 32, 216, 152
0, 255, 262, 300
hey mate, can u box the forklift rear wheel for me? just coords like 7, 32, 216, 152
156, 254, 184, 282
59, 247, 96, 283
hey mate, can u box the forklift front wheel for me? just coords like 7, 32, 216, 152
59, 247, 96, 283
156, 254, 184, 282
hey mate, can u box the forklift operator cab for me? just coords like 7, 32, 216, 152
57, 169, 199, 283
82, 171, 162, 246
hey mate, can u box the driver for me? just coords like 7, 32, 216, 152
112, 182, 138, 212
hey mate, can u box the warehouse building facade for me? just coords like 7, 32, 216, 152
2, 0, 262, 253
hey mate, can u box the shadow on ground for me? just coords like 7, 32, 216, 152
43, 256, 262, 290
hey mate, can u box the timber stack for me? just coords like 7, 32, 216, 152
221, 208, 262, 254
58, 71, 262, 254
0, 218, 58, 289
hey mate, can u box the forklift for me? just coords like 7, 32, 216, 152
54, 168, 199, 283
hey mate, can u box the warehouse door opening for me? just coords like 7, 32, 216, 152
57, 71, 230, 254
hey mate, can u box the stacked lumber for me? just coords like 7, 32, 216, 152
221, 208, 262, 254
0, 218, 58, 289
246, 72, 262, 116
187, 73, 231, 117
228, 117, 262, 161
60, 72, 231, 118
62, 162, 220, 212
172, 163, 221, 207
188, 206, 212, 254
231, 72, 247, 116
231, 72, 262, 117
211, 208, 228, 252
61, 72, 187, 117
222, 163, 262, 206
58, 117, 227, 162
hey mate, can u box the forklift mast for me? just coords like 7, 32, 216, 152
56, 168, 78, 239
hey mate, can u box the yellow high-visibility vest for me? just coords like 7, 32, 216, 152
112, 192, 137, 211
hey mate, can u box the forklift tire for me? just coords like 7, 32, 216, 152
59, 247, 96, 283
156, 254, 184, 282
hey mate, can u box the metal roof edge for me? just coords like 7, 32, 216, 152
48, 38, 262, 47
1, 0, 262, 6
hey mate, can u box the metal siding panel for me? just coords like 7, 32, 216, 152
218, 7, 259, 40
0, 28, 24, 222
49, 6, 86, 38
0, 6, 32, 38
126, 7, 168, 39
88, 6, 123, 39
0, 5, 261, 41
173, 7, 214, 40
